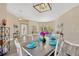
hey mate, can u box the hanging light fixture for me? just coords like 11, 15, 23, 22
33, 3, 52, 13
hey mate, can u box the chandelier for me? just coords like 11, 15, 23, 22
33, 3, 52, 13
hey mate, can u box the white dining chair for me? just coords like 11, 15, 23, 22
62, 40, 79, 56
54, 38, 79, 56
14, 38, 23, 56
54, 37, 64, 56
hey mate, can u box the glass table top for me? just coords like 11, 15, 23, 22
22, 41, 55, 56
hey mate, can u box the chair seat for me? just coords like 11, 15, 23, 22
26, 41, 36, 49
49, 40, 57, 47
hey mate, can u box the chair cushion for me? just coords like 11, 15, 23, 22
49, 40, 57, 47
26, 41, 36, 49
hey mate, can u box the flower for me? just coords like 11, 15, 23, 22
40, 32, 49, 37
40, 32, 45, 37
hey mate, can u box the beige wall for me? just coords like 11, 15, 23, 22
64, 5, 79, 44
0, 4, 6, 24
56, 5, 79, 44
6, 12, 19, 38
38, 21, 55, 32
19, 19, 55, 34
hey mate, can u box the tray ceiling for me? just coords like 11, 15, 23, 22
7, 3, 79, 22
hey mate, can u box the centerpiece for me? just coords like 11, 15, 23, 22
40, 32, 49, 46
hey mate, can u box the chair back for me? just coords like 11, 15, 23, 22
54, 37, 64, 56
14, 38, 22, 56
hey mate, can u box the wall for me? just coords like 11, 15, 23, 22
56, 5, 79, 44
64, 5, 79, 44
6, 12, 19, 39
0, 4, 6, 24
19, 19, 55, 34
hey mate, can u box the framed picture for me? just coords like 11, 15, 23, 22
20, 24, 27, 35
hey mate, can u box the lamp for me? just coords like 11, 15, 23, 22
33, 3, 52, 13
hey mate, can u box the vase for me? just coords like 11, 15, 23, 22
42, 37, 46, 49
2, 19, 7, 26
42, 37, 46, 44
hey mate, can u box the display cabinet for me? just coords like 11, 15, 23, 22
0, 25, 10, 56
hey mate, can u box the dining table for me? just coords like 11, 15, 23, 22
22, 41, 55, 56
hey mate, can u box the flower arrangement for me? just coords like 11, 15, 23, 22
40, 32, 49, 43
40, 32, 49, 37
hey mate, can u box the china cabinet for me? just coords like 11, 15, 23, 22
0, 25, 10, 56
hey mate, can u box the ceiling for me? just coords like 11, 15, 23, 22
7, 3, 79, 22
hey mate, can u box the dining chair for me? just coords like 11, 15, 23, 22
54, 37, 64, 56
14, 38, 23, 56
54, 38, 79, 56
62, 40, 79, 56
